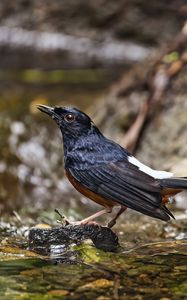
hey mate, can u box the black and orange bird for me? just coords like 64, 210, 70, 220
37, 105, 187, 228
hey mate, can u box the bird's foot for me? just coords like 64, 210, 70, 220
57, 216, 70, 226
107, 219, 116, 228
107, 206, 127, 228
55, 208, 71, 226
66, 219, 99, 227
55, 209, 99, 227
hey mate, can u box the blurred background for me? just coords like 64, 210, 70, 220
0, 0, 187, 223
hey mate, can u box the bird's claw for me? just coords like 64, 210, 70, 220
107, 219, 116, 228
55, 208, 70, 226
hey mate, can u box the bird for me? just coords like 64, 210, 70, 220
37, 105, 187, 228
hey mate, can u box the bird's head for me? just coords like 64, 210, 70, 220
37, 105, 97, 139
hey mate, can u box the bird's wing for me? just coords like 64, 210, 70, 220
68, 161, 173, 221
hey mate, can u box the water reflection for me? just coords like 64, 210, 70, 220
0, 241, 186, 299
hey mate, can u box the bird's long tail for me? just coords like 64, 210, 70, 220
159, 177, 187, 190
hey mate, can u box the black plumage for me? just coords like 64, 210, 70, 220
69, 162, 172, 221
37, 105, 187, 227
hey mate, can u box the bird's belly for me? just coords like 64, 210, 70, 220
65, 170, 117, 208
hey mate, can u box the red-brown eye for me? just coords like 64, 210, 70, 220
64, 113, 75, 122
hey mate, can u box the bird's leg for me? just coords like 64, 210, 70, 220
78, 207, 112, 224
60, 207, 112, 226
107, 206, 127, 228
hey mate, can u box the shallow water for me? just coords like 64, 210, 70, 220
0, 212, 186, 299
0, 240, 186, 300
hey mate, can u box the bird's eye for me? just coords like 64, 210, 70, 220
64, 113, 75, 122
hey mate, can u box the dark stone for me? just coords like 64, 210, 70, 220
28, 223, 120, 255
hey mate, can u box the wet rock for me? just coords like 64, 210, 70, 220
28, 223, 120, 254
77, 278, 113, 292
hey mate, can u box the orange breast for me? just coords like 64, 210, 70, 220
65, 170, 117, 208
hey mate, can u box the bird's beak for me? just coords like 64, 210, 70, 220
37, 105, 55, 116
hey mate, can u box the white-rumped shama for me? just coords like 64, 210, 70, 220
37, 105, 187, 227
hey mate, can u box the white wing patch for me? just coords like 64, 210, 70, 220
128, 156, 173, 179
